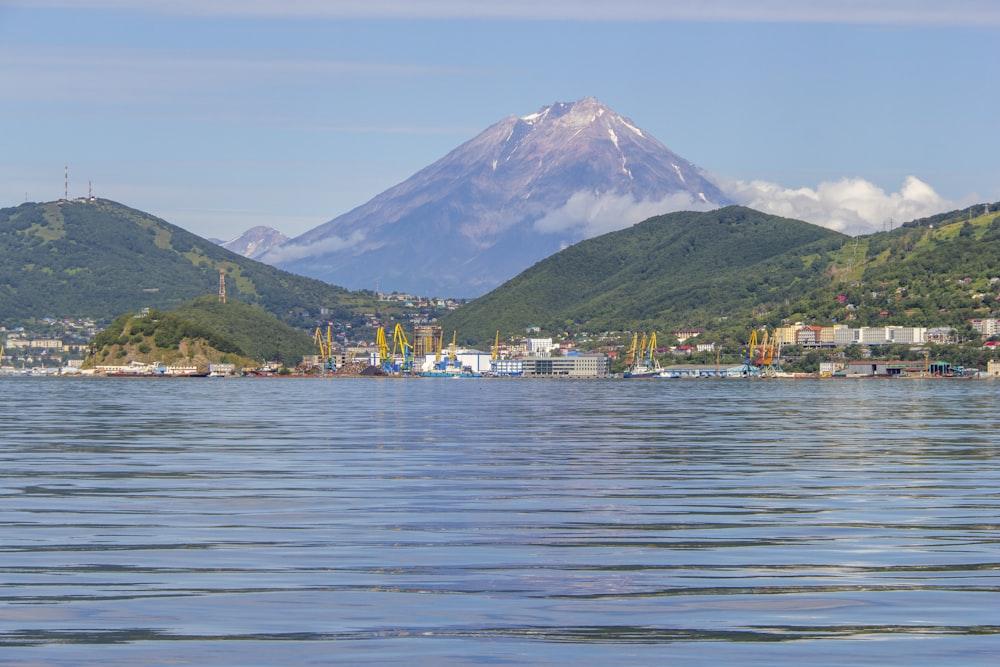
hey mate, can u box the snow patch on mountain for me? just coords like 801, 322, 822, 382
220, 226, 289, 260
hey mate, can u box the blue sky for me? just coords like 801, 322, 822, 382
1, 0, 998, 240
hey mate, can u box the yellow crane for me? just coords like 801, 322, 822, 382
625, 332, 639, 367
742, 328, 781, 377
391, 323, 413, 372
313, 326, 333, 359
313, 326, 336, 370
645, 332, 657, 365
491, 331, 500, 361
375, 326, 391, 371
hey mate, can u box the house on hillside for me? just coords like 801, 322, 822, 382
672, 328, 703, 343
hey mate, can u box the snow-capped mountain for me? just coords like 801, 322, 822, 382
220, 226, 289, 260
263, 97, 731, 296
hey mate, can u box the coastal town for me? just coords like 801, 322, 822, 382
5, 313, 1000, 379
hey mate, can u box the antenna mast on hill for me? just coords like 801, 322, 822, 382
63, 164, 68, 201
218, 269, 227, 303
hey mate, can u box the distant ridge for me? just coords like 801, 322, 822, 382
221, 225, 289, 259
264, 98, 732, 297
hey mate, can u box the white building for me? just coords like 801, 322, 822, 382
884, 326, 926, 344
526, 338, 555, 356
854, 326, 927, 345
971, 318, 1000, 337
833, 326, 861, 346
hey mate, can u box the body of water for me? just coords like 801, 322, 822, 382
1, 376, 999, 665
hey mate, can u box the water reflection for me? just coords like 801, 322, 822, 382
1, 378, 1000, 665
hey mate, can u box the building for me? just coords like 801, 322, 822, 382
413, 325, 442, 359
490, 359, 524, 376
418, 350, 492, 374
526, 338, 555, 355
884, 326, 926, 344
971, 318, 1000, 337
844, 360, 953, 377
520, 354, 611, 377
826, 326, 927, 346
833, 326, 861, 346
6, 338, 63, 350
795, 325, 824, 346
672, 329, 703, 343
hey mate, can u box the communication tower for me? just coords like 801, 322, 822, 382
218, 269, 227, 303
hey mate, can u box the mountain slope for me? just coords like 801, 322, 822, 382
265, 97, 732, 297
439, 206, 849, 344
0, 199, 370, 325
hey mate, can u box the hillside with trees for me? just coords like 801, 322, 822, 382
440, 206, 848, 345
84, 298, 316, 371
439, 203, 1000, 350
0, 199, 374, 326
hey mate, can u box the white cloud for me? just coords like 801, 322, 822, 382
11, 0, 1000, 25
533, 191, 715, 238
259, 230, 378, 264
722, 175, 966, 235
533, 176, 972, 240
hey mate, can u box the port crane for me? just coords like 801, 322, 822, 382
741, 328, 782, 377
391, 323, 413, 374
375, 326, 393, 374
447, 330, 458, 365
623, 332, 665, 377
313, 326, 335, 370
642, 332, 658, 367
624, 333, 639, 367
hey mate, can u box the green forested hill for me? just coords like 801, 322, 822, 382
0, 199, 372, 325
440, 206, 849, 344
172, 296, 317, 365
85, 297, 316, 369
440, 203, 1000, 347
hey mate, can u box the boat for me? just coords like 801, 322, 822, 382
421, 367, 482, 378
